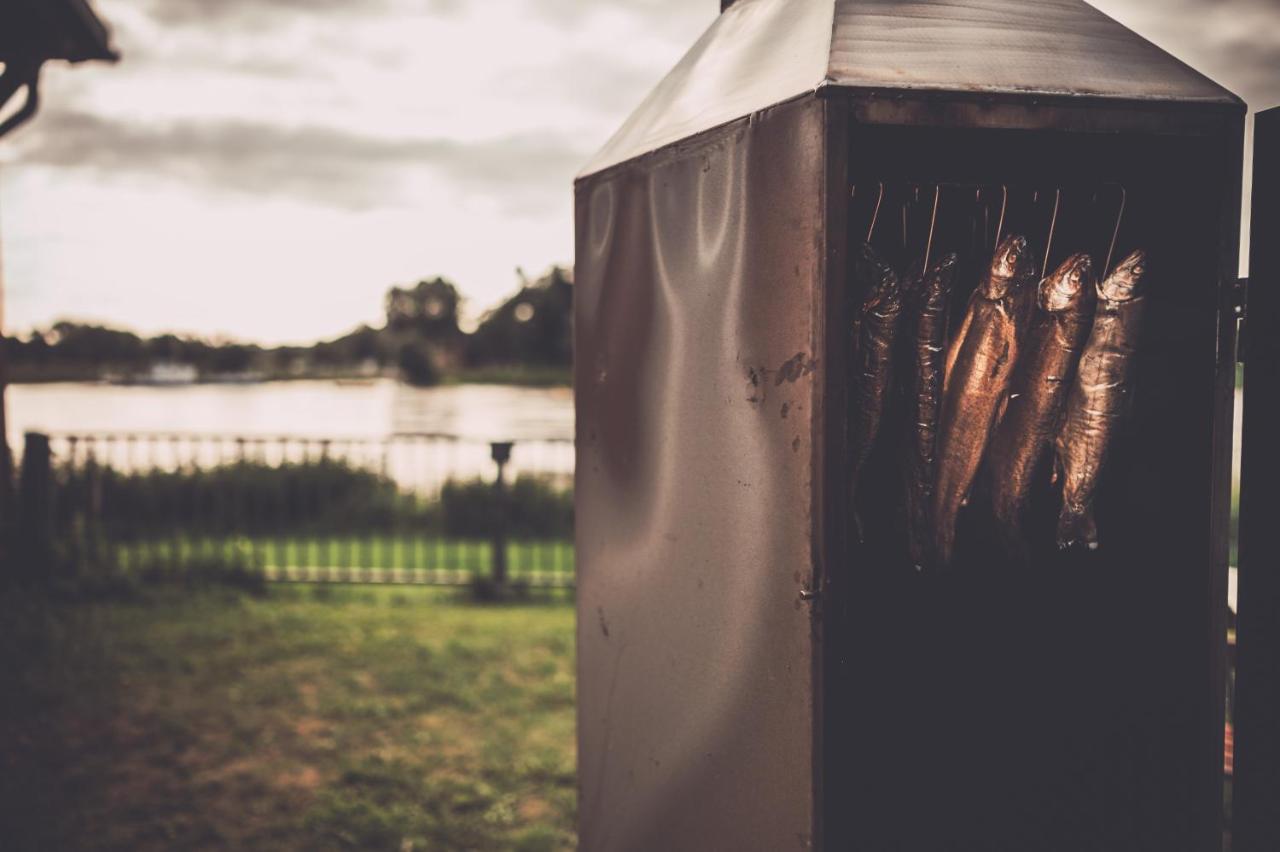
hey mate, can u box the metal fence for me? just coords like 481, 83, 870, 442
30, 431, 575, 588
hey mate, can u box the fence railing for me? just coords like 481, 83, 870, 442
21, 431, 575, 588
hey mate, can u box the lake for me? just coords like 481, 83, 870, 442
6, 380, 574, 443
6, 380, 576, 492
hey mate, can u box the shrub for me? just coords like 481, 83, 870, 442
54, 458, 430, 539
440, 476, 573, 539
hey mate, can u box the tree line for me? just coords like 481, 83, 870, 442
3, 266, 573, 387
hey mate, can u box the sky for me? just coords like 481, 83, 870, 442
0, 0, 1276, 344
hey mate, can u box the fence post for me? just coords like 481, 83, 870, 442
0, 362, 11, 572
490, 442, 513, 589
17, 432, 55, 581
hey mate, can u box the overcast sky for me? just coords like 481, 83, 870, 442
0, 0, 1276, 343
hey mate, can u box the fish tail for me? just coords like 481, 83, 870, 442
904, 493, 928, 571
934, 528, 955, 569
849, 467, 864, 544
931, 508, 957, 569
1056, 502, 1098, 551
991, 498, 1025, 562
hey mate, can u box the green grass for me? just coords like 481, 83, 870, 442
0, 586, 577, 851
100, 537, 575, 584
450, 365, 571, 387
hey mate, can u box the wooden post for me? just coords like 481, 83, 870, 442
490, 441, 513, 589
0, 314, 11, 566
1233, 106, 1280, 852
16, 431, 54, 581
0, 363, 11, 566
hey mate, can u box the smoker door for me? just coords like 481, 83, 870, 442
1233, 106, 1280, 852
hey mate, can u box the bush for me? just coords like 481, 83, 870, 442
55, 458, 431, 539
441, 476, 573, 539
51, 461, 573, 544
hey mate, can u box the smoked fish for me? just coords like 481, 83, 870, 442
931, 235, 1038, 567
988, 252, 1096, 557
849, 243, 904, 537
903, 252, 959, 569
1054, 249, 1148, 551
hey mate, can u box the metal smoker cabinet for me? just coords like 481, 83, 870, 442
574, 2, 1262, 849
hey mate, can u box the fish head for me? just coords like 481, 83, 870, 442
900, 258, 926, 300
1098, 249, 1147, 303
983, 235, 1036, 299
857, 243, 899, 309
924, 252, 958, 307
1040, 252, 1095, 312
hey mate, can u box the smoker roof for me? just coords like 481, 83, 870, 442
0, 0, 118, 64
580, 0, 1242, 178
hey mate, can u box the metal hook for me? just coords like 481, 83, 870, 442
1105, 184, 1127, 275
865, 181, 885, 243
1042, 188, 1062, 278
993, 185, 1008, 251
923, 184, 941, 270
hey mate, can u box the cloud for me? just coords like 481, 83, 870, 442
129, 0, 399, 27
1091, 0, 1280, 107
8, 108, 586, 213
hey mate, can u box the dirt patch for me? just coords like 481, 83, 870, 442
275, 765, 323, 790
293, 715, 330, 740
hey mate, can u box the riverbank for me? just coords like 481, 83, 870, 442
6, 365, 571, 389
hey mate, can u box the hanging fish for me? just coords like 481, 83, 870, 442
902, 252, 958, 569
931, 235, 1038, 567
849, 243, 904, 540
1054, 249, 1148, 551
987, 252, 1097, 558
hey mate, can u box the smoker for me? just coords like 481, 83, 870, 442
574, 1, 1266, 849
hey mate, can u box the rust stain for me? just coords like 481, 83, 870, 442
774, 352, 818, 385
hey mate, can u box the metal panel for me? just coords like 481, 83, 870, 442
829, 0, 1240, 105
575, 96, 826, 851
579, 0, 1243, 179
1234, 105, 1280, 852
578, 0, 832, 178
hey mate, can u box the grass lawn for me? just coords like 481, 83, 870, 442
104, 537, 575, 584
0, 586, 576, 851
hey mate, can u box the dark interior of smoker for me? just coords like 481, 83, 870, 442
827, 122, 1231, 850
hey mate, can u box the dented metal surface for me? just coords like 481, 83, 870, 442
574, 97, 825, 850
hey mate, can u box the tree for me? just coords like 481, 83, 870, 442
385, 277, 464, 341
466, 266, 573, 368
397, 341, 440, 387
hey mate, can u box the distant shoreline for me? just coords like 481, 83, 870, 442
6, 365, 573, 389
